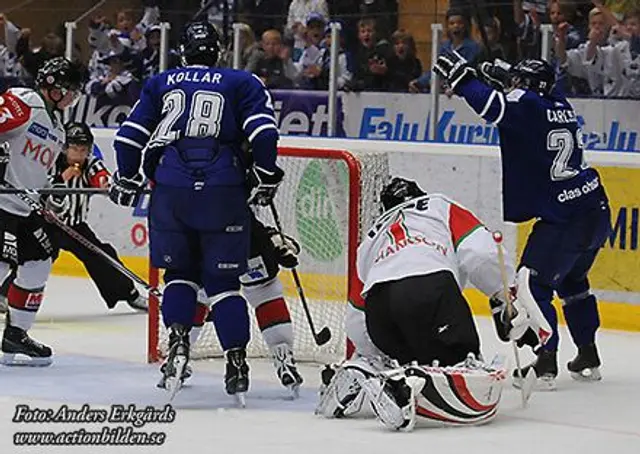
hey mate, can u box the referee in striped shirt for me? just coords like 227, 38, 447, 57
47, 123, 147, 311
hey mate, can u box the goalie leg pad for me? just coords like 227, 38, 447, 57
316, 356, 385, 418
514, 267, 554, 347
406, 357, 505, 427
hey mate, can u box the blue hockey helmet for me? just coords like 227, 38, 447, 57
380, 177, 427, 211
509, 59, 555, 96
179, 21, 221, 67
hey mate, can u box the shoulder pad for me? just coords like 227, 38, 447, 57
7, 88, 45, 109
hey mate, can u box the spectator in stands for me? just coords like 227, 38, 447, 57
409, 9, 480, 93
477, 16, 507, 62
358, 0, 398, 40
347, 17, 393, 92
16, 31, 64, 85
0, 13, 23, 90
223, 23, 262, 69
85, 50, 138, 103
549, 0, 583, 50
386, 29, 422, 92
247, 29, 295, 89
296, 20, 353, 90
140, 24, 179, 78
295, 13, 327, 89
236, 0, 289, 39
88, 6, 160, 55
513, 0, 543, 59
556, 7, 627, 97
286, 0, 329, 62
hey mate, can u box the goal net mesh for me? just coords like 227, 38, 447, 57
149, 147, 390, 363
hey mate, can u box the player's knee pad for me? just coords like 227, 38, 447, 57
14, 259, 52, 290
404, 356, 506, 427
242, 277, 283, 309
557, 278, 590, 302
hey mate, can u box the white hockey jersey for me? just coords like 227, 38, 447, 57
356, 194, 513, 302
0, 87, 66, 216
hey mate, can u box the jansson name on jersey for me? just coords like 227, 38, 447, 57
165, 71, 222, 86
374, 235, 449, 264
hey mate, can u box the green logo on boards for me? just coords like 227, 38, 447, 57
295, 161, 345, 261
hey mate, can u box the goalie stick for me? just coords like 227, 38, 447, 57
493, 231, 536, 407
5, 184, 162, 299
269, 201, 332, 346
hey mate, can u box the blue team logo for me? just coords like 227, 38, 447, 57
27, 122, 49, 140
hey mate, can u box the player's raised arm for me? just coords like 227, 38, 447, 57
433, 50, 509, 125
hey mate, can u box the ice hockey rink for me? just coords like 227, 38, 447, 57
0, 275, 639, 454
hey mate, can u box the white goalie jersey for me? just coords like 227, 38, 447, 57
357, 194, 512, 299
0, 88, 66, 216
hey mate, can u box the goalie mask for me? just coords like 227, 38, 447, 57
380, 177, 427, 212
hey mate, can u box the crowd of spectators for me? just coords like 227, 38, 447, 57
0, 0, 639, 99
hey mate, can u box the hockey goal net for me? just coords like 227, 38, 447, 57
147, 147, 390, 363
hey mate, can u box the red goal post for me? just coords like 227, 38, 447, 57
147, 146, 390, 363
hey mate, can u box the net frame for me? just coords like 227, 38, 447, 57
147, 146, 385, 363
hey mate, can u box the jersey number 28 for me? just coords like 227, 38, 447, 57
153, 89, 224, 143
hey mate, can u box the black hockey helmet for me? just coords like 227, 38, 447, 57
36, 57, 86, 93
381, 177, 427, 211
65, 122, 94, 148
179, 21, 221, 67
509, 59, 555, 96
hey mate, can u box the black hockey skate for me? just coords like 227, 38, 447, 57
1, 323, 52, 367
567, 343, 602, 382
159, 324, 190, 400
225, 347, 249, 407
513, 349, 558, 391
126, 290, 148, 312
271, 343, 303, 398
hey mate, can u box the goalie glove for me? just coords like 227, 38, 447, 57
433, 49, 477, 91
268, 228, 301, 268
109, 172, 145, 207
489, 268, 553, 349
477, 59, 512, 90
247, 165, 284, 206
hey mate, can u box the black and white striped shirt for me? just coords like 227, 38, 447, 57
48, 154, 110, 226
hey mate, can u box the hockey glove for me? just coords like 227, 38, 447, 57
248, 165, 284, 206
269, 228, 301, 268
477, 59, 512, 90
44, 183, 69, 216
109, 172, 145, 207
433, 50, 477, 91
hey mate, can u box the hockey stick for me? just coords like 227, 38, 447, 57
5, 185, 162, 300
492, 231, 535, 408
269, 201, 332, 346
0, 188, 153, 195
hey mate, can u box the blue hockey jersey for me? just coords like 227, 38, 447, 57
114, 66, 279, 188
456, 78, 605, 223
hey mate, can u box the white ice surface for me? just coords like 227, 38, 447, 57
0, 276, 639, 454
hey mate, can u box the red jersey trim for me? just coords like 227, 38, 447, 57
449, 203, 483, 250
